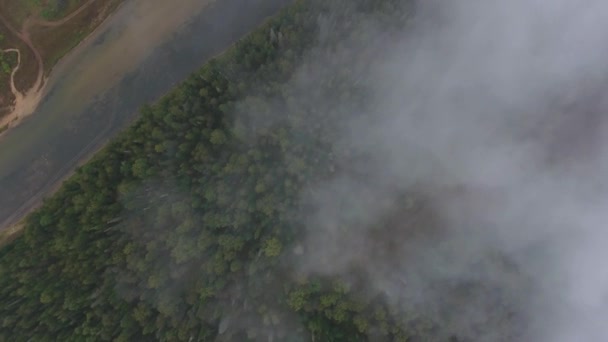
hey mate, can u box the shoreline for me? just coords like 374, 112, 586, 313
0, 0, 290, 236
0, 0, 126, 140
0, 7, 275, 236
38, 0, 128, 99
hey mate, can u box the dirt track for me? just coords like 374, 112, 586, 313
0, 0, 98, 132
1, 49, 21, 99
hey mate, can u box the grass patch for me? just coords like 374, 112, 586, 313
0, 0, 38, 28
0, 0, 88, 27
41, 0, 88, 21
0, 49, 17, 74
30, 0, 124, 75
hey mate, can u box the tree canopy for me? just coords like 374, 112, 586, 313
0, 1, 523, 341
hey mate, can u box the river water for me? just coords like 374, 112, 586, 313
0, 0, 290, 229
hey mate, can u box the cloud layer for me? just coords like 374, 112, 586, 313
294, 1, 608, 340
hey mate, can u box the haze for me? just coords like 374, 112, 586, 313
3, 0, 608, 340
285, 0, 608, 340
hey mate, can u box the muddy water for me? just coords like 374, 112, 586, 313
0, 0, 290, 229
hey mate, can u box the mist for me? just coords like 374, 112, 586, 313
282, 0, 608, 340
98, 0, 608, 339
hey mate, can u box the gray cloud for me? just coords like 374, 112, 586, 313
290, 0, 608, 340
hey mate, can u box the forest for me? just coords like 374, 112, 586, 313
0, 0, 524, 341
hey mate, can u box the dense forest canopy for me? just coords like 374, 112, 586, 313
0, 0, 539, 341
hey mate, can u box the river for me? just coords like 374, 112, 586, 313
0, 0, 290, 229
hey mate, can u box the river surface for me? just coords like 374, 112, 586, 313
0, 0, 290, 229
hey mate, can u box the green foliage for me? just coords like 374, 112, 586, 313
262, 237, 282, 257
40, 0, 80, 21
0, 51, 15, 75
0, 0, 490, 341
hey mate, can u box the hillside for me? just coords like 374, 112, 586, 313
0, 0, 525, 341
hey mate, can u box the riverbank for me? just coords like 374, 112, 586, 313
0, 0, 124, 134
0, 0, 291, 234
